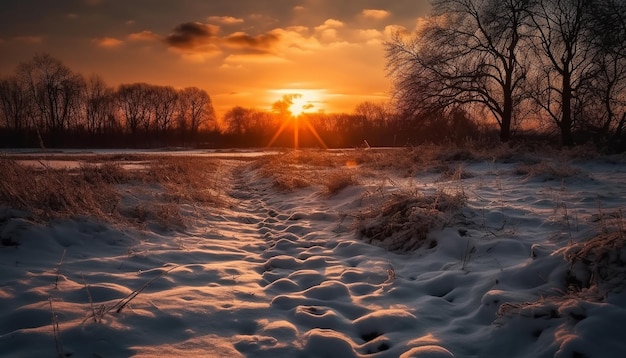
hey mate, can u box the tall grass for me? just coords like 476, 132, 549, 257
0, 156, 225, 229
357, 189, 467, 252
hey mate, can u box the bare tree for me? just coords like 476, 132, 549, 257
528, 0, 596, 146
0, 75, 31, 131
84, 74, 114, 137
223, 106, 253, 135
354, 101, 389, 128
386, 0, 531, 142
152, 86, 179, 143
16, 54, 85, 146
116, 83, 153, 144
584, 0, 626, 144
178, 87, 216, 144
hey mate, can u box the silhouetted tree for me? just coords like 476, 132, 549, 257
223, 106, 253, 135
386, 0, 532, 142
16, 54, 85, 147
178, 87, 216, 145
0, 74, 30, 132
583, 0, 626, 147
528, 0, 596, 146
116, 83, 153, 145
152, 85, 179, 144
83, 74, 115, 138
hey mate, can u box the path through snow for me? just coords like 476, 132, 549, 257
1, 155, 626, 357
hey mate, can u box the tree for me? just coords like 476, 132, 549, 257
583, 0, 626, 146
386, 0, 532, 142
177, 87, 215, 145
16, 54, 85, 146
83, 74, 114, 137
223, 106, 253, 135
0, 74, 30, 131
528, 0, 595, 146
152, 85, 179, 143
116, 83, 153, 144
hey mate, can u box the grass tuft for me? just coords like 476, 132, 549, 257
513, 160, 582, 180
357, 190, 466, 252
322, 170, 359, 196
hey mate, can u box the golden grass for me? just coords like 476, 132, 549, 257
254, 150, 358, 193
357, 190, 466, 252
0, 158, 121, 220
0, 156, 225, 229
321, 170, 359, 196
513, 160, 582, 180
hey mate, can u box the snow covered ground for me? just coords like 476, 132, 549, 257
1, 148, 625, 357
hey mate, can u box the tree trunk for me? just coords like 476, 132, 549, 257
561, 74, 574, 147
500, 90, 513, 143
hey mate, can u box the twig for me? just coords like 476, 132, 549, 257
49, 298, 65, 358
81, 273, 98, 323
54, 249, 67, 289
108, 265, 179, 314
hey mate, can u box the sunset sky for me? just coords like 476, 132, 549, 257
0, 0, 430, 117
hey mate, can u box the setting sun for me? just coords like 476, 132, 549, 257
289, 96, 310, 116
270, 89, 326, 116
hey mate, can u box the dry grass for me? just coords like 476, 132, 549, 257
321, 170, 359, 196
434, 164, 474, 182
0, 156, 225, 230
0, 158, 121, 220
357, 190, 466, 252
513, 160, 582, 180
564, 211, 626, 294
254, 150, 359, 193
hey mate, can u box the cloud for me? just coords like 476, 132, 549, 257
357, 29, 384, 44
164, 22, 220, 50
223, 32, 280, 54
163, 21, 287, 59
315, 19, 344, 42
223, 53, 288, 65
208, 16, 244, 25
66, 13, 78, 20
85, 0, 102, 6
93, 37, 123, 48
264, 27, 321, 55
128, 31, 160, 41
361, 9, 391, 20
315, 19, 344, 31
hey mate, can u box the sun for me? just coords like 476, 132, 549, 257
270, 88, 325, 116
289, 95, 312, 117
267, 89, 328, 149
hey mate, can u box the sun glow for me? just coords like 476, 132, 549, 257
289, 95, 311, 116
267, 89, 328, 149
270, 89, 326, 116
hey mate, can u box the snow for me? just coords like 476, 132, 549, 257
1, 149, 626, 357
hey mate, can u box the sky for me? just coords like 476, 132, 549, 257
0, 0, 431, 117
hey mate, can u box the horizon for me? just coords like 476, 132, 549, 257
0, 0, 431, 118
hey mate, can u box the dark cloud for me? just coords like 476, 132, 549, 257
224, 32, 280, 53
164, 22, 219, 50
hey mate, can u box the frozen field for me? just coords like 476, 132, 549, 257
1, 147, 625, 357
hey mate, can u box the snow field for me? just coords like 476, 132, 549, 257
0, 151, 625, 357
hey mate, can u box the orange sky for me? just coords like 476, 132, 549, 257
0, 0, 430, 117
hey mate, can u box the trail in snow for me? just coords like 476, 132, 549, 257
1, 155, 626, 357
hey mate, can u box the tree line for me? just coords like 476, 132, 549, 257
0, 53, 485, 149
386, 0, 626, 151
0, 54, 217, 148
